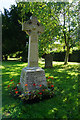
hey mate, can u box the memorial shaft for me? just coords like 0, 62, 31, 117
28, 32, 38, 67
22, 16, 44, 67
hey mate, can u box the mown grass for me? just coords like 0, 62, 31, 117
1, 60, 79, 119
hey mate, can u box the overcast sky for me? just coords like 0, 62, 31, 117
0, 0, 16, 13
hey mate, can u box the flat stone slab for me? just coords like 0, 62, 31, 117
19, 67, 47, 93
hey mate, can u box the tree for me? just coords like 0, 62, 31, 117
16, 1, 79, 64
2, 4, 32, 60
58, 1, 79, 64
17, 2, 61, 57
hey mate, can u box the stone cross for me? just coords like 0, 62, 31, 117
22, 16, 44, 67
19, 16, 47, 92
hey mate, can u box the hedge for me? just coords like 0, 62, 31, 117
69, 50, 80, 62
42, 50, 80, 62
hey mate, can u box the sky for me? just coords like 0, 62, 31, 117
0, 0, 16, 13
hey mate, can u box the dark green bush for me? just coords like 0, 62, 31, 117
53, 51, 66, 61
69, 50, 80, 62
42, 50, 80, 62
53, 50, 80, 62
21, 47, 28, 62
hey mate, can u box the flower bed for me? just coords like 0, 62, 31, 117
7, 77, 54, 103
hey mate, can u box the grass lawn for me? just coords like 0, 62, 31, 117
1, 60, 79, 119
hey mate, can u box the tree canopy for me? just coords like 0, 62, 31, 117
2, 1, 79, 64
2, 4, 32, 60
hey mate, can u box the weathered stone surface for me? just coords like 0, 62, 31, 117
19, 16, 47, 93
45, 54, 53, 68
22, 16, 44, 67
20, 67, 47, 92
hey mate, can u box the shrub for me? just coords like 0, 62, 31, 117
7, 77, 54, 103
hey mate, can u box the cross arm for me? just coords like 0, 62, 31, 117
37, 25, 45, 34
22, 21, 32, 31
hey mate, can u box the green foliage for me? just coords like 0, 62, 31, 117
17, 2, 61, 56
2, 1, 79, 62
45, 50, 80, 62
53, 51, 66, 61
2, 4, 31, 60
18, 1, 79, 58
7, 77, 54, 102
21, 45, 28, 62
58, 1, 79, 64
69, 50, 80, 62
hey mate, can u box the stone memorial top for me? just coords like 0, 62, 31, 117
22, 16, 44, 67
22, 16, 44, 35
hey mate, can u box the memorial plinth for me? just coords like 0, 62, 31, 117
20, 16, 47, 93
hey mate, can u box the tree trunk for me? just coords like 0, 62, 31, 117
64, 47, 70, 65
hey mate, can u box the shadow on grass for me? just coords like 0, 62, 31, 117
2, 61, 79, 119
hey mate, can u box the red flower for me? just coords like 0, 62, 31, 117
25, 84, 28, 86
51, 85, 54, 87
10, 79, 14, 81
48, 76, 54, 79
8, 85, 10, 88
48, 76, 50, 79
48, 81, 50, 83
39, 85, 42, 87
38, 92, 42, 95
18, 83, 21, 84
12, 83, 14, 84
15, 91, 18, 94
42, 89, 45, 91
33, 83, 36, 86
14, 88, 17, 90
51, 77, 54, 80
